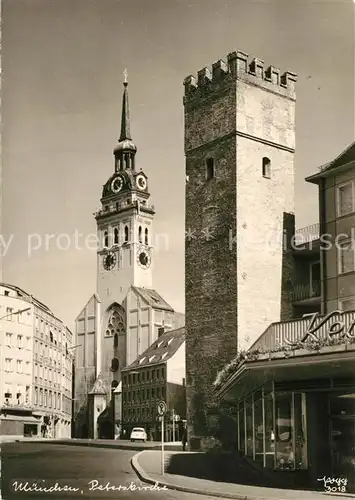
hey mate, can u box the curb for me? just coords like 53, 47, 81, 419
131, 450, 250, 500
130, 451, 355, 500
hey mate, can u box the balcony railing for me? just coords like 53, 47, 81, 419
251, 310, 355, 351
291, 281, 321, 302
294, 223, 320, 245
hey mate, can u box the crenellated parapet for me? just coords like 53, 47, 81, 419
184, 50, 297, 102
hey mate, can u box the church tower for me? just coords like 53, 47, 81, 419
96, 75, 155, 315
184, 51, 297, 445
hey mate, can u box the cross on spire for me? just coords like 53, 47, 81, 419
123, 68, 128, 86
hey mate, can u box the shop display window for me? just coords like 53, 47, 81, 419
246, 396, 253, 457
264, 392, 275, 468
236, 387, 308, 471
238, 401, 245, 454
275, 392, 294, 469
254, 392, 264, 464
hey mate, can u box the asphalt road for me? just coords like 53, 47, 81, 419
0, 443, 219, 500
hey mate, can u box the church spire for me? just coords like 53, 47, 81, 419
119, 69, 131, 141
114, 69, 137, 172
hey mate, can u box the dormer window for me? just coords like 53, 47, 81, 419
262, 157, 271, 179
206, 158, 215, 180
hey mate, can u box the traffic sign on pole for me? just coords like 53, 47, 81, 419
157, 401, 167, 475
157, 400, 167, 417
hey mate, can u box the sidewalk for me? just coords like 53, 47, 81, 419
131, 450, 355, 500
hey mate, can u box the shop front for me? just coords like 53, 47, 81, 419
215, 310, 355, 493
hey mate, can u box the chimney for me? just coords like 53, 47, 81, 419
158, 327, 165, 338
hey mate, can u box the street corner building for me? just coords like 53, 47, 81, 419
72, 78, 185, 440
184, 50, 297, 448
0, 283, 74, 440
121, 326, 186, 441
214, 141, 355, 493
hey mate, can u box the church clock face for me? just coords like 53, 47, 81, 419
103, 252, 117, 271
136, 174, 147, 191
111, 176, 124, 194
137, 248, 151, 269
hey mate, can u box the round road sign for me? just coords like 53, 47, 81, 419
157, 400, 167, 416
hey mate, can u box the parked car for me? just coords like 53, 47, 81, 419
130, 427, 147, 442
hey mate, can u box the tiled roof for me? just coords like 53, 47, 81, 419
132, 286, 174, 312
123, 327, 185, 371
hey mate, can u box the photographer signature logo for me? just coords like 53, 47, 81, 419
317, 476, 348, 493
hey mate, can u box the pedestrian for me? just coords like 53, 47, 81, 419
182, 424, 187, 451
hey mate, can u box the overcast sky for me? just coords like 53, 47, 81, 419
2, 0, 354, 329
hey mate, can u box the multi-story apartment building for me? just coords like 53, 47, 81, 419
0, 283, 73, 438
215, 141, 355, 492
121, 326, 185, 441
0, 288, 35, 437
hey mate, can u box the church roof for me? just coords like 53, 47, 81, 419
306, 140, 355, 184
132, 286, 174, 312
75, 293, 100, 322
123, 327, 185, 370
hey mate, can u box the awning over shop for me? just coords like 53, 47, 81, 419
217, 345, 355, 403
0, 415, 40, 424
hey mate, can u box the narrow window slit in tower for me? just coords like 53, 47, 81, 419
262, 157, 271, 178
206, 158, 215, 180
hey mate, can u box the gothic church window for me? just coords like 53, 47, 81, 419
145, 228, 149, 245
114, 333, 118, 348
138, 226, 142, 243
262, 157, 271, 179
104, 231, 109, 248
124, 226, 129, 243
206, 157, 215, 180
114, 228, 119, 245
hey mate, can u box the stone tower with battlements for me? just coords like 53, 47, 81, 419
184, 50, 297, 445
